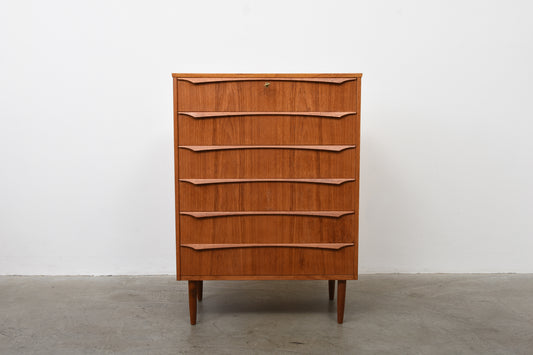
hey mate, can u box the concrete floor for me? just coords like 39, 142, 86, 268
1, 275, 532, 354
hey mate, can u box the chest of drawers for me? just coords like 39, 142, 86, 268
172, 73, 362, 324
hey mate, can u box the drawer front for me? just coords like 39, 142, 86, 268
180, 214, 356, 244
178, 113, 358, 145
180, 245, 355, 276
177, 78, 357, 111
179, 146, 356, 179
179, 181, 356, 211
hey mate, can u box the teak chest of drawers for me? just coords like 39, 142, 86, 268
172, 73, 362, 324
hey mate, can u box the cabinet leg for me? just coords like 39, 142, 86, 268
188, 281, 198, 325
328, 280, 335, 300
197, 280, 203, 301
337, 280, 346, 324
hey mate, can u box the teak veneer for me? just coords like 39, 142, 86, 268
173, 73, 362, 324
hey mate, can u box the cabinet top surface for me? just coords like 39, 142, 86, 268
172, 73, 362, 78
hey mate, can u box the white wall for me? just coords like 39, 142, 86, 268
1, 0, 532, 275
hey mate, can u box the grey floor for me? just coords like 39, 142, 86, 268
1, 275, 532, 354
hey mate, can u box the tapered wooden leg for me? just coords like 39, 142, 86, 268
337, 280, 346, 324
188, 281, 198, 325
328, 280, 335, 300
197, 280, 203, 301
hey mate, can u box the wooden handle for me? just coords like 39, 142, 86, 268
180, 211, 354, 218
178, 77, 356, 84
179, 145, 356, 152
181, 243, 355, 251
179, 178, 354, 185
179, 112, 356, 119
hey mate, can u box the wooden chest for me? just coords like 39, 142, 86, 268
172, 73, 361, 324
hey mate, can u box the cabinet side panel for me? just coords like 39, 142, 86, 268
173, 77, 181, 280
354, 78, 361, 279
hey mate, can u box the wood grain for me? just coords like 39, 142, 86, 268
179, 148, 356, 179
177, 80, 357, 111
181, 246, 355, 276
180, 211, 354, 218
173, 74, 361, 323
179, 111, 355, 119
181, 243, 354, 251
179, 181, 355, 211
179, 113, 358, 145
180, 214, 356, 244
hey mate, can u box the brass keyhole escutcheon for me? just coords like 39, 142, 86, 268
264, 82, 270, 87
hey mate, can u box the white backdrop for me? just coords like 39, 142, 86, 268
1, 0, 532, 274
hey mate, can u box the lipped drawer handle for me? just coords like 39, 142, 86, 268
178, 77, 356, 84
179, 178, 355, 185
179, 145, 356, 152
180, 211, 354, 218
181, 243, 355, 251
179, 111, 356, 119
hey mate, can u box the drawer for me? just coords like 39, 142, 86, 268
178, 113, 358, 145
177, 77, 357, 111
180, 245, 355, 276
178, 181, 356, 211
178, 146, 357, 179
180, 214, 356, 244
